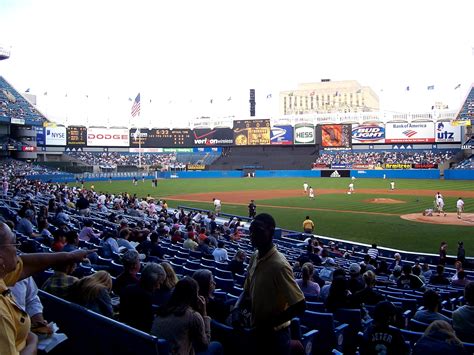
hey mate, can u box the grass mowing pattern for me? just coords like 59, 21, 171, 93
86, 178, 473, 255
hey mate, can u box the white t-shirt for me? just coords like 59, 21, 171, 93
212, 248, 228, 262
456, 199, 464, 209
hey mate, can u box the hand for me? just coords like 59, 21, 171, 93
196, 295, 207, 317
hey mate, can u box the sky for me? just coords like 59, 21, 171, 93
0, 0, 473, 128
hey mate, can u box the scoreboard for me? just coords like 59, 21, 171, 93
130, 129, 193, 147
66, 126, 87, 146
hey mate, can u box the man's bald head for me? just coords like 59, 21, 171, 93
0, 222, 15, 245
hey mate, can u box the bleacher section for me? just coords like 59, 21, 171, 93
0, 76, 47, 124
211, 146, 319, 170
455, 155, 474, 169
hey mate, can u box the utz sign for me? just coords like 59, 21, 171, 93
435, 122, 461, 143
352, 124, 385, 144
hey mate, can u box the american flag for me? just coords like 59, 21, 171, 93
131, 93, 141, 117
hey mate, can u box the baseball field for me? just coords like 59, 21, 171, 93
86, 177, 474, 255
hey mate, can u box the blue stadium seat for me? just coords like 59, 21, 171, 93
214, 276, 235, 294
39, 290, 169, 355
300, 311, 348, 354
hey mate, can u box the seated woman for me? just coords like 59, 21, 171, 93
412, 320, 467, 355
152, 261, 178, 306
192, 269, 231, 323
69, 270, 114, 317
151, 277, 222, 355
296, 262, 320, 298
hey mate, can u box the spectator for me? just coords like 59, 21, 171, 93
183, 234, 199, 251
376, 260, 389, 277
193, 269, 231, 323
351, 270, 385, 306
389, 265, 402, 283
16, 209, 39, 238
153, 261, 178, 306
79, 220, 100, 243
452, 270, 469, 287
413, 289, 451, 324
228, 250, 246, 277
100, 231, 120, 258
325, 276, 352, 313
113, 250, 140, 297
51, 229, 67, 252
41, 260, 78, 298
137, 232, 163, 259
298, 243, 322, 266
212, 241, 228, 262
422, 263, 433, 280
171, 230, 183, 244
151, 277, 223, 355
197, 238, 213, 256
412, 264, 426, 283
62, 231, 80, 252
69, 270, 113, 317
360, 301, 409, 355
242, 213, 305, 355
117, 228, 134, 251
439, 242, 448, 266
367, 243, 379, 260
457, 241, 465, 266
296, 262, 320, 297
397, 264, 424, 290
389, 253, 403, 270
451, 261, 463, 282
54, 206, 70, 225
452, 282, 474, 343
76, 193, 90, 216
430, 265, 450, 285
120, 263, 166, 332
348, 263, 365, 294
37, 218, 53, 245
412, 320, 467, 355
319, 268, 346, 302
319, 258, 337, 282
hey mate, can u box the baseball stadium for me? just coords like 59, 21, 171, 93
1, 3, 474, 353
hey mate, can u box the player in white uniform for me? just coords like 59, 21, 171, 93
436, 194, 446, 216
303, 182, 308, 194
308, 186, 314, 199
213, 198, 222, 216
390, 181, 395, 190
348, 182, 354, 194
456, 197, 464, 219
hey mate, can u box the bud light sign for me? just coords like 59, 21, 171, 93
352, 124, 385, 144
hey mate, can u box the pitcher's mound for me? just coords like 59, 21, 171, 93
366, 198, 405, 204
401, 213, 474, 226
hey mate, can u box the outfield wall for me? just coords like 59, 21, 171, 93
31, 168, 474, 182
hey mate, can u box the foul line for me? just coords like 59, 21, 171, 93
165, 198, 400, 217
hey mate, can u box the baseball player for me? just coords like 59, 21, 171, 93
390, 181, 395, 191
213, 197, 222, 216
456, 197, 464, 219
308, 186, 315, 199
436, 194, 447, 217
303, 181, 308, 194
348, 182, 354, 194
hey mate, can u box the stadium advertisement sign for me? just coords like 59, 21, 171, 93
35, 127, 45, 146
187, 164, 207, 170
270, 125, 293, 145
321, 124, 352, 148
45, 126, 66, 146
385, 122, 435, 143
435, 122, 461, 143
233, 119, 271, 145
312, 163, 328, 169
87, 128, 129, 147
352, 164, 373, 169
294, 123, 315, 144
66, 126, 87, 146
331, 164, 352, 169
412, 163, 438, 169
351, 124, 385, 144
384, 163, 412, 169
192, 128, 234, 146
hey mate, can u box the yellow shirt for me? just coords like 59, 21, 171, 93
244, 245, 305, 328
0, 258, 30, 355
303, 219, 314, 231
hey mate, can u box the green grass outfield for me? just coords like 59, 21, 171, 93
86, 178, 473, 255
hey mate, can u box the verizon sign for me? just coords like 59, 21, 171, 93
87, 128, 130, 147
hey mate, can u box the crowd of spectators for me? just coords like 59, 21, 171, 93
0, 158, 65, 177
0, 161, 472, 354
455, 155, 474, 169
65, 152, 181, 169
0, 76, 46, 123
313, 151, 455, 166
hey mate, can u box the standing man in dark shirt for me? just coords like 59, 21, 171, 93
248, 200, 256, 219
76, 193, 90, 216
